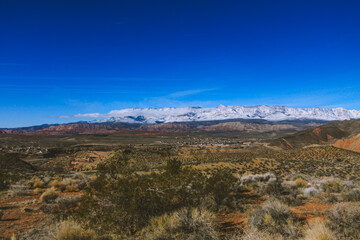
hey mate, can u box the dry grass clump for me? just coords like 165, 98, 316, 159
294, 179, 308, 188
56, 220, 96, 240
232, 228, 284, 240
65, 185, 79, 192
33, 187, 45, 195
40, 187, 59, 203
326, 203, 360, 239
303, 221, 335, 240
248, 199, 302, 238
49, 179, 64, 189
144, 207, 218, 240
28, 176, 45, 188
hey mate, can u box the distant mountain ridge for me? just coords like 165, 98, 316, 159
89, 105, 360, 124
1, 105, 359, 136
0, 119, 324, 136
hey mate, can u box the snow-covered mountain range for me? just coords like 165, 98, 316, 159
88, 105, 360, 124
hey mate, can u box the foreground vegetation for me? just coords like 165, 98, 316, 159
1, 143, 360, 239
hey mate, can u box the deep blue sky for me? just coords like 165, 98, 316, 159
1, 0, 360, 127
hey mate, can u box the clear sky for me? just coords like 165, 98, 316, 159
1, 0, 360, 128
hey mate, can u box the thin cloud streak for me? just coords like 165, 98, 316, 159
59, 88, 218, 119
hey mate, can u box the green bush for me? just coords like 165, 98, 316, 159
164, 158, 182, 175
75, 167, 207, 236
206, 169, 237, 205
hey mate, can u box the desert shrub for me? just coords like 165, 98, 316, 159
55, 196, 79, 212
0, 154, 24, 190
342, 180, 356, 191
248, 199, 302, 238
43, 176, 52, 184
262, 178, 285, 196
39, 203, 59, 214
65, 185, 78, 192
278, 188, 304, 206
32, 180, 45, 188
321, 180, 343, 193
294, 179, 308, 188
164, 158, 182, 175
241, 173, 276, 185
206, 168, 237, 205
303, 221, 335, 240
62, 178, 77, 187
40, 196, 79, 217
0, 171, 10, 190
77, 181, 87, 190
234, 227, 284, 240
324, 193, 338, 203
75, 165, 207, 236
144, 207, 218, 240
56, 220, 96, 240
75, 150, 239, 237
342, 188, 360, 202
49, 179, 64, 189
33, 187, 45, 195
28, 176, 44, 188
303, 187, 321, 198
40, 187, 59, 203
291, 174, 307, 181
326, 203, 360, 239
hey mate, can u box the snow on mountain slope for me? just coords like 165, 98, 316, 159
88, 105, 360, 124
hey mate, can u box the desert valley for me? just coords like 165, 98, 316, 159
1, 106, 360, 239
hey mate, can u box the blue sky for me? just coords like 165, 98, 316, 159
1, 0, 360, 127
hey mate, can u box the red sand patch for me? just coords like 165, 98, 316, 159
327, 134, 334, 141
313, 128, 321, 135
291, 202, 333, 223
0, 190, 82, 238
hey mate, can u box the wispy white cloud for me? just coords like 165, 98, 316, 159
168, 88, 217, 98
58, 86, 360, 119
59, 88, 218, 119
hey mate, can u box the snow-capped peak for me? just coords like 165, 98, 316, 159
87, 105, 360, 124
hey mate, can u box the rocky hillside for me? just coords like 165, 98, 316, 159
271, 118, 360, 151
333, 134, 360, 152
